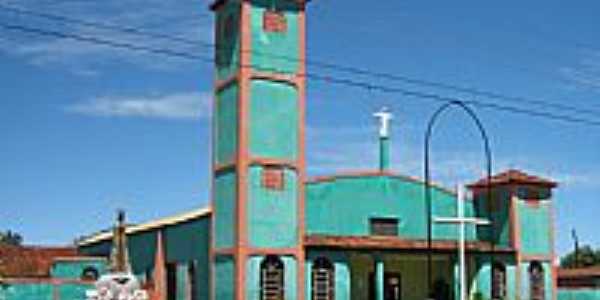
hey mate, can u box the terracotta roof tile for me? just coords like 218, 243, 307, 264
0, 245, 79, 278
558, 267, 600, 279
467, 169, 557, 188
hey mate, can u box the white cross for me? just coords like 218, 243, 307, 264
373, 107, 393, 138
434, 185, 490, 300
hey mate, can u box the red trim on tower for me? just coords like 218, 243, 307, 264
234, 2, 252, 300
296, 4, 307, 300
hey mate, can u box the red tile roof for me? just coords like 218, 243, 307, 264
467, 169, 557, 188
558, 267, 600, 279
0, 245, 79, 278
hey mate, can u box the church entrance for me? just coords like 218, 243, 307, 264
369, 272, 402, 300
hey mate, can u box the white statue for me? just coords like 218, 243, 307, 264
86, 211, 148, 300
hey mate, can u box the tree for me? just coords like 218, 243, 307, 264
560, 245, 600, 268
0, 230, 23, 246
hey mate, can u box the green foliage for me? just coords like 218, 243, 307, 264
0, 230, 23, 246
473, 291, 488, 300
560, 245, 600, 268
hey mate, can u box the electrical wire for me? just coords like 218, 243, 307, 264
3, 21, 600, 128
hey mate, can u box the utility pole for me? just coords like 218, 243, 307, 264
571, 228, 579, 268
435, 185, 490, 300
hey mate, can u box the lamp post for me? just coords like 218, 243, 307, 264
424, 100, 493, 300
435, 185, 491, 300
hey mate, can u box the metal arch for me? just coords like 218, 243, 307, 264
423, 100, 494, 300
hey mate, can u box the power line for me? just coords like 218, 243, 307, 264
3, 3, 600, 118
3, 21, 600, 128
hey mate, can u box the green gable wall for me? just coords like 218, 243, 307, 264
249, 80, 298, 160
306, 175, 478, 241
248, 166, 298, 248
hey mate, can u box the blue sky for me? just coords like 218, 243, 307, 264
1, 0, 599, 256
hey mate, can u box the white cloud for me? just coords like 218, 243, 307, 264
0, 1, 214, 72
559, 51, 600, 91
66, 91, 212, 120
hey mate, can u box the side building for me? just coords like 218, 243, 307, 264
0, 245, 107, 300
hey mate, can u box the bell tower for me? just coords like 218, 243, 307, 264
209, 0, 309, 299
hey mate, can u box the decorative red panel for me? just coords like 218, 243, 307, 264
263, 10, 287, 33
262, 167, 284, 190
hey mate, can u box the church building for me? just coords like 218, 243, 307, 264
75, 1, 560, 300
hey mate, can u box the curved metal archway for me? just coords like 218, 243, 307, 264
423, 100, 494, 300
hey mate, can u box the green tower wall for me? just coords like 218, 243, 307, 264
248, 166, 298, 248
518, 200, 552, 256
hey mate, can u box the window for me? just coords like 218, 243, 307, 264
260, 256, 285, 300
370, 218, 399, 236
312, 257, 335, 300
167, 263, 178, 300
262, 167, 285, 190
529, 261, 545, 300
81, 267, 99, 281
492, 263, 507, 300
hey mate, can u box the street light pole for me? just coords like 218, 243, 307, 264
424, 100, 493, 300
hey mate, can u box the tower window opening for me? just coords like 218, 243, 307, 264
260, 255, 285, 300
529, 261, 545, 300
492, 262, 507, 300
311, 257, 335, 300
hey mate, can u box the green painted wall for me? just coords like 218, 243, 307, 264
215, 256, 234, 300
57, 283, 94, 300
0, 283, 53, 300
249, 80, 298, 160
214, 170, 237, 249
558, 289, 600, 300
248, 166, 298, 248
246, 255, 297, 300
474, 187, 512, 248
250, 0, 300, 74
79, 215, 211, 300
518, 201, 552, 256
306, 175, 478, 241
215, 84, 238, 166
51, 259, 107, 279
